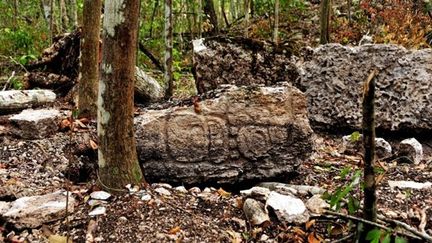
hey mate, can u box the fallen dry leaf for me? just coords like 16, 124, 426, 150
307, 232, 322, 243
305, 219, 316, 230
59, 119, 71, 130
168, 226, 181, 234
89, 139, 98, 150
217, 188, 231, 198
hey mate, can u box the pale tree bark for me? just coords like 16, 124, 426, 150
164, 0, 174, 98
273, 0, 279, 43
98, 0, 144, 190
244, 0, 249, 37
320, 0, 331, 44
78, 0, 102, 118
59, 0, 68, 32
40, 0, 51, 26
67, 0, 78, 29
149, 0, 159, 38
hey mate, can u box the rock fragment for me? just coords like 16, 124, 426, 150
1, 191, 75, 229
305, 195, 329, 214
398, 138, 423, 164
243, 198, 270, 226
265, 191, 309, 224
9, 109, 61, 139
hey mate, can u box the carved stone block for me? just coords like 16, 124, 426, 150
135, 84, 314, 184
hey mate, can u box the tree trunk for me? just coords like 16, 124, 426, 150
78, 0, 102, 118
361, 70, 378, 240
164, 0, 174, 98
230, 0, 237, 22
40, 0, 51, 26
149, 0, 159, 38
203, 0, 219, 34
59, 0, 68, 31
320, 0, 331, 44
198, 0, 202, 38
49, 0, 56, 42
273, 0, 279, 43
67, 0, 78, 29
98, 0, 144, 190
244, 0, 249, 37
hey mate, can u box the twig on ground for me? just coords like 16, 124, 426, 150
418, 207, 429, 233
2, 71, 15, 91
332, 233, 354, 243
319, 210, 421, 240
377, 215, 432, 242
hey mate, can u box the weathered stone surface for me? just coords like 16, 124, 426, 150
340, 134, 392, 159
193, 37, 299, 94
398, 138, 423, 164
266, 191, 309, 224
9, 109, 61, 139
135, 84, 314, 184
135, 67, 164, 103
0, 90, 56, 113
243, 198, 270, 226
299, 44, 432, 131
1, 191, 75, 229
305, 195, 329, 214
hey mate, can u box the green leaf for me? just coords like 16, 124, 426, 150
395, 236, 408, 243
350, 131, 361, 142
366, 229, 381, 243
382, 233, 391, 243
340, 166, 351, 179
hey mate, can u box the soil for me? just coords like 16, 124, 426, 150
0, 110, 431, 243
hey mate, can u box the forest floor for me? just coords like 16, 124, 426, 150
0, 111, 431, 242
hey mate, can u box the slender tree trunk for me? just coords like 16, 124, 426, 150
98, 0, 144, 190
204, 0, 219, 34
164, 0, 174, 98
244, 0, 249, 37
13, 0, 18, 30
149, 0, 159, 38
361, 69, 378, 240
230, 0, 237, 22
320, 0, 331, 44
250, 0, 254, 17
198, 0, 202, 38
49, 0, 56, 42
40, 0, 50, 26
221, 0, 230, 27
67, 0, 78, 29
59, 0, 68, 32
78, 0, 102, 118
273, 0, 279, 43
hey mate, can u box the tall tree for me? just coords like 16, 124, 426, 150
59, 0, 68, 31
67, 0, 78, 29
273, 0, 279, 43
204, 0, 219, 34
98, 0, 144, 190
78, 0, 102, 118
164, 0, 174, 98
361, 70, 378, 240
320, 0, 331, 44
244, 0, 249, 37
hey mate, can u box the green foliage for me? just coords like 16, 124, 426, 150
350, 131, 361, 142
10, 77, 23, 90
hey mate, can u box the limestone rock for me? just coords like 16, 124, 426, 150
0, 90, 56, 113
305, 195, 329, 214
388, 180, 431, 190
266, 191, 309, 224
1, 191, 75, 229
193, 37, 299, 94
135, 84, 314, 184
135, 67, 164, 103
240, 187, 271, 202
243, 198, 270, 226
299, 44, 432, 131
340, 134, 392, 159
398, 138, 423, 164
9, 109, 61, 139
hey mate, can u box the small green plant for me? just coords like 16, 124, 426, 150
366, 228, 408, 243
350, 131, 361, 142
10, 77, 24, 90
